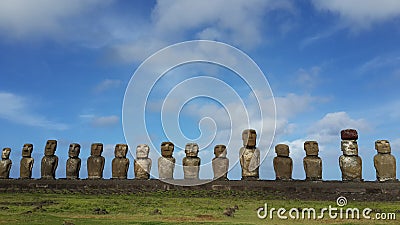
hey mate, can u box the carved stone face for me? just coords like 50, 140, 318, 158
44, 140, 57, 156
242, 129, 257, 147
115, 144, 128, 158
304, 141, 319, 156
68, 143, 80, 158
275, 144, 289, 157
341, 140, 358, 156
22, 144, 33, 157
214, 145, 227, 158
185, 143, 199, 157
136, 144, 150, 158
161, 142, 174, 157
2, 148, 11, 160
375, 140, 391, 154
91, 143, 103, 156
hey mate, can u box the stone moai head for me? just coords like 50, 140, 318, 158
185, 143, 199, 157
375, 140, 391, 154
161, 142, 174, 157
275, 144, 289, 157
115, 144, 128, 158
44, 140, 57, 156
341, 129, 358, 156
136, 144, 150, 159
214, 145, 227, 158
68, 143, 81, 158
2, 148, 11, 160
91, 143, 103, 156
22, 144, 33, 157
242, 129, 257, 148
304, 141, 319, 156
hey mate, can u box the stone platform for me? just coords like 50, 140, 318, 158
1, 179, 399, 202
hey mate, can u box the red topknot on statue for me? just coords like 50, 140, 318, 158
341, 129, 358, 140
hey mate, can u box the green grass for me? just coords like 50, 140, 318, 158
0, 191, 398, 224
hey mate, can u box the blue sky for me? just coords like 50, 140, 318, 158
0, 0, 400, 181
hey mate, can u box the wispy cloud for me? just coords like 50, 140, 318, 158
311, 0, 400, 31
0, 92, 68, 130
93, 79, 122, 94
0, 0, 113, 40
91, 115, 119, 127
110, 0, 295, 63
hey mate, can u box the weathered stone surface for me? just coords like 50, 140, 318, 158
20, 144, 34, 179
134, 144, 151, 180
87, 143, 105, 179
303, 141, 322, 181
212, 145, 229, 180
341, 129, 358, 140
66, 143, 81, 180
239, 129, 260, 180
374, 140, 396, 182
158, 142, 175, 179
341, 140, 359, 156
339, 131, 362, 181
0, 148, 12, 179
183, 143, 200, 179
41, 140, 58, 180
273, 144, 292, 180
112, 144, 129, 179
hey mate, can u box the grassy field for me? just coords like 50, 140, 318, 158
0, 190, 398, 225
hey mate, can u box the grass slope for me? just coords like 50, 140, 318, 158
0, 190, 398, 225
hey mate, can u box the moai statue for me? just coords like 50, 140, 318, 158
374, 140, 396, 182
0, 148, 12, 179
303, 141, 322, 181
134, 144, 152, 179
66, 143, 81, 180
41, 140, 58, 179
112, 144, 130, 179
87, 143, 105, 179
182, 143, 201, 179
158, 142, 175, 180
239, 129, 260, 180
273, 144, 293, 180
339, 129, 362, 181
20, 144, 34, 179
212, 145, 229, 180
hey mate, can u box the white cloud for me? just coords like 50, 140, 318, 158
111, 0, 294, 63
0, 0, 113, 39
90, 115, 119, 127
358, 55, 400, 74
308, 111, 370, 144
0, 92, 68, 130
312, 0, 400, 31
295, 66, 321, 89
93, 79, 122, 93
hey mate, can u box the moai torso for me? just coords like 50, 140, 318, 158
374, 140, 396, 182
0, 148, 12, 179
158, 142, 175, 179
87, 143, 105, 179
66, 143, 81, 179
239, 129, 260, 180
134, 144, 152, 179
303, 141, 322, 181
112, 144, 130, 179
20, 144, 34, 179
41, 140, 59, 179
182, 143, 200, 179
273, 144, 293, 180
212, 145, 229, 180
339, 129, 362, 181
